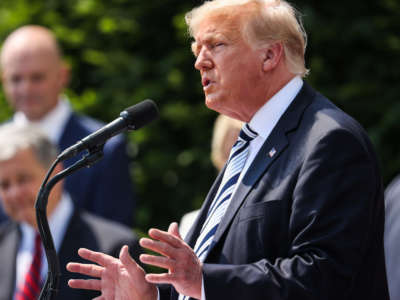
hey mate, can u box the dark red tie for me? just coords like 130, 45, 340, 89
15, 233, 43, 300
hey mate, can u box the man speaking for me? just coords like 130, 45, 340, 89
67, 0, 389, 299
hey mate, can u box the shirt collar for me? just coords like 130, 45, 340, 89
18, 193, 74, 283
249, 76, 303, 139
48, 192, 74, 250
13, 96, 72, 144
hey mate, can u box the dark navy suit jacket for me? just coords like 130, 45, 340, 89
160, 83, 389, 300
0, 112, 136, 226
0, 208, 141, 300
59, 113, 136, 227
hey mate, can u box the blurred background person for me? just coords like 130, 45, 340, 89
0, 123, 141, 300
384, 175, 400, 300
0, 25, 137, 227
179, 114, 242, 237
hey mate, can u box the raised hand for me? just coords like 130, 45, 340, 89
67, 245, 157, 300
139, 222, 203, 299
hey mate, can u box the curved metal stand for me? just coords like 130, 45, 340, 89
35, 148, 104, 300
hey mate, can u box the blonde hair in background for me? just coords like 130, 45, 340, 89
185, 0, 309, 77
211, 115, 243, 171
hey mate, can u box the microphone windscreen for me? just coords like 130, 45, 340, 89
122, 99, 159, 130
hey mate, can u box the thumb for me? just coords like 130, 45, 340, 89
119, 245, 137, 270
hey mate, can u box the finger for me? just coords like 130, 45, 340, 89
78, 248, 115, 267
168, 222, 182, 240
148, 228, 183, 248
119, 245, 141, 272
66, 262, 103, 278
145, 272, 174, 284
68, 278, 102, 291
140, 254, 175, 270
140, 238, 177, 257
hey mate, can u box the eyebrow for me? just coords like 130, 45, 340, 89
192, 33, 228, 56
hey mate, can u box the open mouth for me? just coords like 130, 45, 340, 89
203, 78, 211, 87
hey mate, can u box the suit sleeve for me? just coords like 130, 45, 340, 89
202, 128, 384, 300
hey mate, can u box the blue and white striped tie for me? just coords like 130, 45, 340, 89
179, 123, 257, 300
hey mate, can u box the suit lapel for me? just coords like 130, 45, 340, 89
206, 82, 316, 257
185, 170, 225, 248
59, 113, 92, 154
0, 223, 20, 300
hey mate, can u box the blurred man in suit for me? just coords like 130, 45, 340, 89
67, 0, 389, 299
0, 25, 136, 226
0, 123, 141, 300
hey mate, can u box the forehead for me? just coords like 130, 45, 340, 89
2, 49, 57, 73
194, 14, 243, 42
1, 38, 60, 74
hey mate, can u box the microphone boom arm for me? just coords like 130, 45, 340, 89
35, 148, 104, 300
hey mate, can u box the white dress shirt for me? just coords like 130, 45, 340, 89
15, 194, 74, 291
13, 96, 72, 144
237, 75, 303, 187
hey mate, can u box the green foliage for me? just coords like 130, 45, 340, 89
0, 0, 399, 237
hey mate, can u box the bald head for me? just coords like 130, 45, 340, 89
1, 25, 69, 121
1, 25, 62, 67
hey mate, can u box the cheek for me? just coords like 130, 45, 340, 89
4, 84, 19, 100
4, 186, 36, 208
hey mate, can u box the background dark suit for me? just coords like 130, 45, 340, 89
161, 83, 388, 300
60, 112, 136, 227
0, 208, 141, 300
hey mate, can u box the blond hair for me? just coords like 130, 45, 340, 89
211, 115, 243, 171
185, 0, 309, 77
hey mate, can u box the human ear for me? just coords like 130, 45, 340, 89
262, 42, 284, 72
57, 61, 70, 89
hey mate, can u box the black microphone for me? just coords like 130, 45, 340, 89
58, 99, 159, 161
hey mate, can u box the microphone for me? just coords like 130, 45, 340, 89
58, 99, 159, 161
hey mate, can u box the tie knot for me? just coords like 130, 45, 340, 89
239, 123, 258, 142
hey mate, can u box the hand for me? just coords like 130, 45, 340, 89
139, 222, 203, 299
67, 245, 157, 300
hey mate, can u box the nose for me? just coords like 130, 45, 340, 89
194, 48, 213, 71
13, 78, 33, 97
20, 79, 35, 94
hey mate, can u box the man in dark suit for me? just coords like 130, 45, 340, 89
0, 25, 136, 226
67, 0, 389, 299
0, 123, 141, 300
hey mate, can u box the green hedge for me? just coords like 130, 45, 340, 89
0, 0, 399, 232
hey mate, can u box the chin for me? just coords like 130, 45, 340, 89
205, 96, 223, 113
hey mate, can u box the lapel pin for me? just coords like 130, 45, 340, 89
268, 147, 276, 158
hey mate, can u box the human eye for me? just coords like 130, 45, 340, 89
210, 38, 227, 50
0, 180, 9, 191
9, 74, 22, 85
31, 73, 45, 83
211, 40, 223, 48
18, 173, 33, 186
